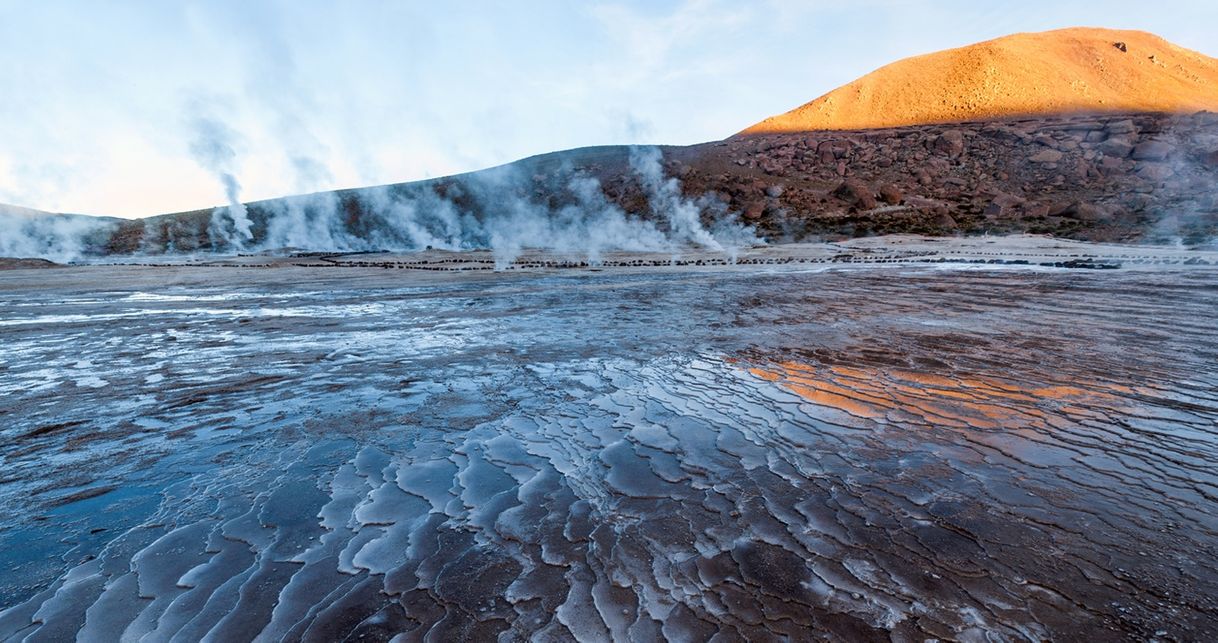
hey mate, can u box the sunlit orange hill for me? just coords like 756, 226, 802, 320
740, 27, 1218, 134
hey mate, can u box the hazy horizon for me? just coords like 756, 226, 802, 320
3, 0, 1217, 219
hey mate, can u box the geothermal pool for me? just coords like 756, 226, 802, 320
1, 260, 1217, 641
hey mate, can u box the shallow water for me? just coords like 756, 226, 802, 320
1, 266, 1216, 641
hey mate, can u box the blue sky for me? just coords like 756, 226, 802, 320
2, 0, 1216, 217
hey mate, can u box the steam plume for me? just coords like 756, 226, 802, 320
0, 205, 117, 262
187, 113, 253, 249
3, 146, 760, 264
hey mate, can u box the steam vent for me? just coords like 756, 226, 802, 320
3, 12, 1218, 643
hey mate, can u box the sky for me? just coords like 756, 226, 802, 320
2, 0, 1216, 218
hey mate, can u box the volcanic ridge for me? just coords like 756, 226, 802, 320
5, 27, 1218, 260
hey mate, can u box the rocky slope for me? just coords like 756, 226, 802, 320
92, 110, 1218, 255
741, 27, 1218, 134
691, 111, 1218, 244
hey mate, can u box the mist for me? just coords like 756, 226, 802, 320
0, 205, 117, 262
1135, 117, 1218, 247
218, 145, 760, 268
1, 141, 764, 264
186, 110, 254, 250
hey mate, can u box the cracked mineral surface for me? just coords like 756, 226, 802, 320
1, 249, 1216, 641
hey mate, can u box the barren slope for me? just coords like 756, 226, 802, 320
86, 112, 1217, 254
741, 27, 1218, 134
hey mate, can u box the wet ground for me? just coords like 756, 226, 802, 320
1, 260, 1217, 641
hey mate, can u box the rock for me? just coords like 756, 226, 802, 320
1113, 41, 1127, 52
1118, 194, 1150, 212
1136, 162, 1175, 181
1106, 119, 1138, 135
1047, 201, 1075, 217
832, 180, 877, 210
1033, 134, 1059, 149
1131, 140, 1174, 161
932, 130, 965, 157
1079, 203, 1112, 223
764, 184, 785, 198
878, 184, 904, 205
817, 140, 850, 163
760, 158, 785, 174
743, 201, 766, 220
905, 196, 940, 209
984, 192, 1027, 216
1052, 201, 1108, 222
1024, 203, 1051, 218
1099, 136, 1135, 158
932, 212, 958, 230
1098, 155, 1126, 173
1029, 149, 1064, 163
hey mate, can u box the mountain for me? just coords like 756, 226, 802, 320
740, 27, 1218, 134
4, 28, 1218, 261
95, 110, 1218, 254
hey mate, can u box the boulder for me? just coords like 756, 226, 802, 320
984, 192, 1027, 216
1023, 203, 1051, 218
1029, 149, 1064, 163
1105, 119, 1138, 135
759, 158, 785, 174
1099, 136, 1135, 158
1051, 201, 1109, 222
1033, 134, 1059, 149
931, 130, 965, 157
743, 201, 766, 220
932, 212, 959, 230
832, 180, 877, 210
878, 184, 904, 205
1047, 201, 1075, 216
1098, 155, 1126, 173
817, 140, 850, 163
905, 196, 942, 209
1131, 140, 1174, 161
1136, 163, 1175, 181
764, 184, 785, 198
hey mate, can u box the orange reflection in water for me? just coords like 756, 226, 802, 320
748, 360, 1141, 432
